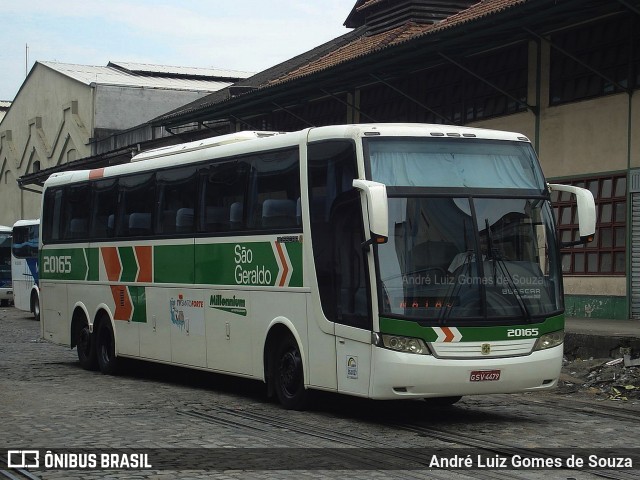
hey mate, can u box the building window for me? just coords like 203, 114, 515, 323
552, 174, 627, 275
550, 15, 640, 105
360, 42, 528, 125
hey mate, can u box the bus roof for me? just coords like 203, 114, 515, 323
43, 124, 531, 189
13, 219, 40, 228
131, 130, 282, 162
305, 123, 530, 143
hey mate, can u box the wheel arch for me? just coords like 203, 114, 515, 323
30, 286, 41, 321
69, 303, 91, 349
92, 305, 116, 346
263, 318, 308, 394
29, 285, 40, 308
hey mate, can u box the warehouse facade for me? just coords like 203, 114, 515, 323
16, 0, 640, 319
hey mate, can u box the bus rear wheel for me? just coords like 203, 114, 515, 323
96, 319, 118, 375
76, 322, 97, 371
274, 335, 308, 410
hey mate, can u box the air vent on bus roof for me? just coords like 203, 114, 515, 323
131, 131, 281, 162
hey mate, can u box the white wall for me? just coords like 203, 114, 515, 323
0, 64, 93, 225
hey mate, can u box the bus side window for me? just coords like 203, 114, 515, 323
62, 184, 90, 241
42, 188, 64, 243
118, 173, 155, 238
90, 178, 118, 239
248, 148, 300, 232
155, 166, 197, 235
198, 160, 249, 233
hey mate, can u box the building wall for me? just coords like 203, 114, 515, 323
0, 65, 223, 226
0, 65, 93, 225
94, 85, 212, 132
538, 94, 630, 178
438, 35, 637, 319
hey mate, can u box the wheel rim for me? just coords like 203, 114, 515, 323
279, 347, 302, 398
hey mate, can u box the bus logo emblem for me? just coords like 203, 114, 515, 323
481, 344, 491, 355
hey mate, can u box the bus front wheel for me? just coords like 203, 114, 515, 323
274, 335, 308, 410
96, 319, 118, 375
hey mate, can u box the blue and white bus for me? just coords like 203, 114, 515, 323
0, 225, 12, 307
11, 219, 40, 320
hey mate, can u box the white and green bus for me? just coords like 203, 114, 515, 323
39, 124, 595, 409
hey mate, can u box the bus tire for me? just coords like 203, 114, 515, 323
96, 318, 118, 375
31, 292, 40, 322
274, 335, 308, 410
423, 396, 462, 407
75, 321, 98, 371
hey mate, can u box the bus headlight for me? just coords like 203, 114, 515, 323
379, 334, 430, 355
533, 330, 564, 351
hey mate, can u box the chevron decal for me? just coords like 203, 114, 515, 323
273, 241, 293, 287
433, 326, 462, 342
100, 246, 150, 322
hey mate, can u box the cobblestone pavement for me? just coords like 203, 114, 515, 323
1, 306, 639, 480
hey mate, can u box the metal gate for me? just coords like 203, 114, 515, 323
630, 170, 640, 319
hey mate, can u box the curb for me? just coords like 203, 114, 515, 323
564, 332, 640, 360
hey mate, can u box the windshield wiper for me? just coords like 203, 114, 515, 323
439, 249, 474, 324
485, 219, 531, 321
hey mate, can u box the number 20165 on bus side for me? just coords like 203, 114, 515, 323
42, 255, 72, 274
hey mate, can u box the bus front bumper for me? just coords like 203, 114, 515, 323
369, 344, 563, 400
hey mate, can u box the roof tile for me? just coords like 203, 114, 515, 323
267, 0, 526, 86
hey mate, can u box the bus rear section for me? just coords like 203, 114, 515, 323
11, 219, 40, 319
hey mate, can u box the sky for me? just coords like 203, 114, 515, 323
0, 0, 355, 101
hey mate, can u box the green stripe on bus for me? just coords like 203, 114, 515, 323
194, 241, 302, 287
87, 248, 99, 281
42, 240, 303, 288
41, 248, 88, 281
285, 242, 303, 288
129, 286, 147, 323
154, 244, 195, 284
379, 314, 564, 342
119, 246, 137, 282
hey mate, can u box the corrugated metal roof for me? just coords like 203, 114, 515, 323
0, 101, 11, 108
109, 62, 253, 80
39, 61, 246, 92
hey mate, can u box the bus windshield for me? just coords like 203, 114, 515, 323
0, 231, 11, 284
366, 137, 561, 323
368, 137, 545, 190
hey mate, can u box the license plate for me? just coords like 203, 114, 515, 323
470, 370, 501, 382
